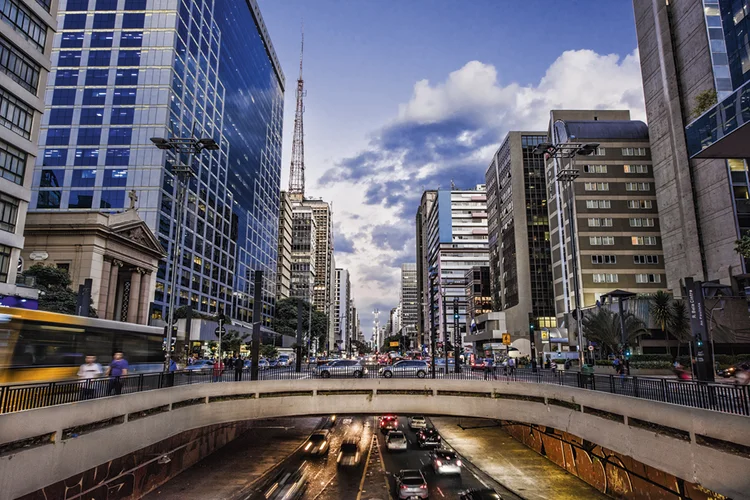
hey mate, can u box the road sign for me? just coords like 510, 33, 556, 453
389, 341, 399, 347
588, 345, 594, 352
541, 330, 550, 342
501, 333, 511, 345
215, 327, 226, 336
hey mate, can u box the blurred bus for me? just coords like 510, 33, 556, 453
0, 307, 164, 384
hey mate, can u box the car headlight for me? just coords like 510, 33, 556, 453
305, 442, 312, 451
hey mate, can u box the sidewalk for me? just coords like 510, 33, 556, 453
431, 417, 609, 500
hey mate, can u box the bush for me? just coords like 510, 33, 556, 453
632, 361, 673, 369
630, 354, 673, 362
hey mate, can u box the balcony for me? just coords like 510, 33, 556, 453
686, 81, 750, 159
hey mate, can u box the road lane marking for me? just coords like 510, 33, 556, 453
375, 427, 392, 498
355, 425, 376, 500
437, 486, 445, 497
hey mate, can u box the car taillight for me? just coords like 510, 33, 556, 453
456, 460, 462, 466
420, 484, 427, 489
435, 460, 442, 467
400, 484, 408, 489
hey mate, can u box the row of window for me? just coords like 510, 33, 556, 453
586, 200, 610, 209
58, 49, 142, 68
37, 189, 125, 209
50, 107, 134, 125
583, 182, 652, 192
63, 13, 145, 31
52, 87, 137, 106
0, 139, 25, 185
66, 0, 147, 12
40, 168, 126, 188
589, 236, 659, 246
590, 255, 661, 264
0, 35, 40, 93
0, 192, 17, 233
0, 86, 32, 139
590, 273, 661, 284
635, 274, 661, 283
44, 148, 129, 167
46, 127, 132, 146
626, 182, 651, 191
584, 199, 654, 210
56, 69, 139, 87
623, 164, 649, 173
587, 217, 612, 227
0, 0, 47, 51
61, 31, 142, 48
622, 147, 647, 156
629, 218, 655, 227
583, 165, 607, 174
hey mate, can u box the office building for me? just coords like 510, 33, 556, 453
399, 262, 418, 347
422, 186, 489, 346
464, 266, 492, 322
33, 0, 284, 326
334, 267, 350, 353
485, 132, 556, 340
0, 0, 56, 305
545, 110, 667, 333
633, 0, 746, 292
290, 205, 316, 302
276, 190, 293, 300
415, 190, 436, 349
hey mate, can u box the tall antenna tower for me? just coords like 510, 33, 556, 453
288, 26, 306, 201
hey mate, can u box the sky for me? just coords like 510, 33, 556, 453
257, 0, 646, 342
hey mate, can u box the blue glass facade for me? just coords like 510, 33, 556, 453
32, 0, 284, 325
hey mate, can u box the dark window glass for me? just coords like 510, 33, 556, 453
58, 51, 81, 67
74, 148, 99, 166
82, 88, 107, 105
103, 168, 127, 187
92, 14, 116, 29
71, 169, 97, 188
0, 243, 10, 280
46, 128, 70, 146
63, 14, 87, 30
95, 0, 117, 9
40, 169, 64, 187
112, 88, 136, 105
77, 128, 101, 145
0, 88, 33, 138
107, 128, 131, 145
100, 190, 125, 209
0, 37, 41, 92
114, 70, 138, 85
37, 191, 61, 209
105, 148, 129, 166
69, 190, 94, 209
52, 89, 76, 105
0, 140, 26, 185
48, 108, 73, 125
55, 70, 78, 86
85, 69, 108, 86
110, 107, 134, 124
122, 13, 145, 29
66, 0, 88, 10
0, 193, 19, 233
42, 149, 66, 167
124, 0, 146, 9
80, 107, 104, 125
87, 50, 111, 67
60, 32, 84, 48
1, 0, 48, 50
90, 32, 114, 48
117, 50, 140, 66
120, 32, 142, 47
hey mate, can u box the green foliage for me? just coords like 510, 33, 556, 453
21, 264, 97, 317
351, 339, 372, 355
649, 291, 673, 333
582, 308, 649, 354
734, 231, 750, 259
274, 298, 329, 352
218, 329, 249, 355
260, 344, 279, 359
174, 305, 216, 320
595, 359, 672, 369
692, 89, 717, 118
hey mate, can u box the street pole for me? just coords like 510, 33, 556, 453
528, 312, 537, 372
567, 155, 585, 368
429, 273, 437, 379
453, 297, 460, 373
618, 297, 627, 355
443, 289, 449, 373
295, 299, 303, 372
250, 271, 263, 381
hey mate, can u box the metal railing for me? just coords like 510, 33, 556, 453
0, 364, 748, 416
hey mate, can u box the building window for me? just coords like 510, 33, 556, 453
40, 168, 63, 187
122, 13, 145, 29
60, 32, 84, 48
100, 189, 124, 209
55, 70, 79, 86
110, 107, 134, 124
120, 32, 143, 47
626, 182, 651, 191
82, 88, 107, 105
0, 243, 11, 282
43, 149, 66, 167
115, 70, 138, 85
584, 182, 609, 191
589, 236, 615, 245
85, 69, 108, 86
117, 50, 140, 66
633, 255, 660, 264
629, 218, 655, 227
0, 193, 18, 233
77, 127, 101, 145
1, 0, 47, 51
92, 13, 116, 29
0, 37, 41, 92
0, 140, 25, 185
627, 199, 653, 209
108, 127, 132, 145
45, 128, 70, 145
74, 148, 99, 166
90, 32, 113, 48
103, 168, 127, 187
87, 50, 111, 66
632, 236, 658, 246
112, 88, 136, 105
585, 199, 610, 209
636, 274, 661, 284
591, 255, 616, 264
58, 51, 81, 67
583, 165, 607, 174
80, 108, 104, 125
0, 88, 32, 139
71, 169, 97, 188
588, 218, 612, 227
623, 164, 649, 174
593, 273, 618, 283
622, 147, 647, 156
594, 147, 606, 156
105, 148, 129, 165
69, 190, 94, 209
95, 0, 117, 9
49, 108, 74, 125
37, 190, 61, 209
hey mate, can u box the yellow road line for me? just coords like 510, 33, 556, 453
375, 428, 392, 498
355, 419, 376, 500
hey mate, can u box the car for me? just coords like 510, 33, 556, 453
303, 430, 330, 456
268, 358, 279, 368
185, 360, 213, 371
278, 355, 291, 367
459, 488, 503, 500
243, 358, 270, 370
263, 466, 309, 500
386, 430, 408, 451
416, 428, 442, 448
380, 415, 399, 434
408, 415, 427, 430
395, 469, 429, 499
430, 449, 462, 474
337, 438, 361, 467
434, 358, 456, 373
379, 360, 429, 378
315, 359, 368, 378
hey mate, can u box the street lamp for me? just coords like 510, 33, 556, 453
707, 301, 725, 376
150, 135, 219, 372
534, 141, 599, 367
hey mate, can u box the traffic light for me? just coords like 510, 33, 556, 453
625, 348, 632, 358
528, 312, 535, 332
454, 313, 460, 319
696, 338, 704, 348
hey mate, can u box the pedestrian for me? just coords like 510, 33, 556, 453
213, 357, 224, 382
106, 351, 128, 395
484, 357, 494, 380
508, 357, 516, 378
551, 359, 557, 375
736, 364, 750, 385
166, 357, 177, 387
234, 354, 244, 381
77, 355, 103, 400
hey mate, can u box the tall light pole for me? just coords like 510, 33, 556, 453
533, 141, 599, 367
150, 136, 219, 371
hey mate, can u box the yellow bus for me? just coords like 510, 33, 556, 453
0, 307, 164, 384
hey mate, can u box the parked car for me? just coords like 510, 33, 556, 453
459, 488, 503, 500
408, 415, 427, 430
386, 431, 408, 452
395, 469, 429, 499
268, 359, 279, 368
303, 430, 330, 456
278, 355, 291, 367
416, 428, 442, 448
379, 360, 429, 378
430, 449, 462, 474
380, 415, 399, 434
337, 438, 361, 466
315, 359, 368, 378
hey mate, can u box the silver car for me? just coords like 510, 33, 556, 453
395, 469, 429, 499
316, 359, 368, 378
379, 360, 429, 378
386, 430, 408, 452
430, 449, 462, 475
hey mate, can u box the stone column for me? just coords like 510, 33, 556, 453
127, 268, 143, 324
98, 258, 112, 318
106, 260, 122, 320
138, 270, 151, 324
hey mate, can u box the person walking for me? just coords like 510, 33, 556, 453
213, 357, 224, 382
508, 357, 516, 378
77, 355, 103, 400
484, 357, 496, 380
106, 351, 128, 395
234, 354, 244, 381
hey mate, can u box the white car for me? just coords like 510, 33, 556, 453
386, 430, 408, 451
409, 415, 427, 430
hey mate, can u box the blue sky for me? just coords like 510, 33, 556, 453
258, 0, 645, 340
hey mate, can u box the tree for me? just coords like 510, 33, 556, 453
692, 89, 717, 118
21, 264, 97, 317
582, 308, 649, 355
735, 231, 750, 259
274, 298, 329, 353
260, 344, 279, 359
649, 291, 674, 354
352, 339, 372, 355
219, 329, 249, 355
669, 300, 693, 359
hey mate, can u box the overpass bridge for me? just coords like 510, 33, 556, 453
0, 374, 748, 500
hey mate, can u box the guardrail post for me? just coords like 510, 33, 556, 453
633, 377, 639, 399
138, 373, 144, 392
609, 374, 615, 394
742, 385, 750, 416
661, 378, 668, 403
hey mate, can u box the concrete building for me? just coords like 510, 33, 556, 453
275, 191, 293, 300
399, 262, 418, 347
334, 268, 350, 353
0, 0, 56, 306
633, 0, 747, 293
416, 190, 436, 350
22, 207, 165, 323
464, 266, 492, 323
290, 205, 316, 303
545, 110, 667, 336
422, 186, 489, 347
485, 132, 556, 342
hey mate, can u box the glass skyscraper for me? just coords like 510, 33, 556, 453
31, 0, 284, 325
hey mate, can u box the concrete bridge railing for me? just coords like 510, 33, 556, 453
1, 378, 749, 500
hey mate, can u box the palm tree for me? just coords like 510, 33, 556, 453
582, 308, 650, 355
649, 291, 674, 354
669, 300, 692, 359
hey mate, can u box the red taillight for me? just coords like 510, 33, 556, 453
400, 484, 408, 489
420, 484, 427, 489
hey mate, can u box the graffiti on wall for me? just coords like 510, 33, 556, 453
501, 421, 726, 500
